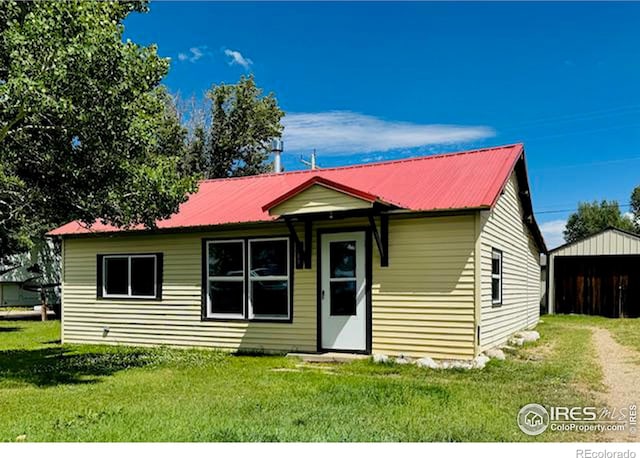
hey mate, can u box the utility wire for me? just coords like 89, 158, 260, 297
499, 104, 640, 131
518, 122, 640, 142
531, 156, 640, 172
536, 203, 632, 215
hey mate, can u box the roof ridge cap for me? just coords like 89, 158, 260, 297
198, 143, 524, 184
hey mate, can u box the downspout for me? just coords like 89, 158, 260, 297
473, 211, 483, 357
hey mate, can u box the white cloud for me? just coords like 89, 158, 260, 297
224, 49, 253, 69
281, 111, 494, 155
540, 219, 567, 249
177, 46, 208, 63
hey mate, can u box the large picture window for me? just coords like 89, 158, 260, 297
491, 248, 503, 305
98, 254, 162, 299
204, 237, 291, 321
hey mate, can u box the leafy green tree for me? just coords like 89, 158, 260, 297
563, 200, 636, 243
0, 1, 198, 256
183, 75, 284, 178
631, 185, 640, 231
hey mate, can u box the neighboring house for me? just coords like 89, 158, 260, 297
547, 227, 640, 318
48, 144, 546, 360
0, 259, 41, 307
0, 241, 61, 309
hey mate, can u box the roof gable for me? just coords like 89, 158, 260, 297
549, 227, 640, 255
48, 143, 530, 237
263, 176, 398, 217
265, 182, 375, 217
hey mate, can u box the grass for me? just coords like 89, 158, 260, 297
0, 315, 633, 442
541, 314, 640, 353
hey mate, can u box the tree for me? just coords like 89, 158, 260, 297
0, 1, 198, 256
563, 200, 636, 243
631, 185, 640, 231
182, 75, 284, 178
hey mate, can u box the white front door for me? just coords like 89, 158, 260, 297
320, 231, 367, 352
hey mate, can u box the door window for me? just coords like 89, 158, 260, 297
329, 241, 357, 316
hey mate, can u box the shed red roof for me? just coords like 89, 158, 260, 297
48, 143, 529, 237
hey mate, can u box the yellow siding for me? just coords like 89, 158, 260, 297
269, 184, 372, 216
62, 215, 477, 359
479, 173, 541, 351
62, 225, 317, 353
371, 215, 476, 359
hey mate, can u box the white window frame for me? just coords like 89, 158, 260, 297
491, 248, 503, 305
248, 237, 291, 320
103, 254, 158, 299
206, 240, 245, 319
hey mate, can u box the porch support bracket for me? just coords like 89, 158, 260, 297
368, 214, 389, 267
285, 217, 312, 269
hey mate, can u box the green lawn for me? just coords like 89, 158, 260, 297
542, 314, 640, 354
0, 316, 633, 442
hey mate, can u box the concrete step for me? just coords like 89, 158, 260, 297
286, 352, 369, 363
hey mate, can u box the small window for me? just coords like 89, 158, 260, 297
207, 240, 245, 318
131, 257, 156, 296
100, 254, 161, 299
104, 257, 128, 296
491, 249, 502, 305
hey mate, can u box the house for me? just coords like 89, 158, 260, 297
0, 261, 41, 308
0, 242, 61, 311
48, 143, 546, 360
547, 227, 640, 318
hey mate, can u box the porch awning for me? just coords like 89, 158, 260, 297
262, 176, 398, 217
262, 176, 393, 269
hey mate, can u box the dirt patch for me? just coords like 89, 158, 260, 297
592, 327, 640, 442
518, 341, 555, 362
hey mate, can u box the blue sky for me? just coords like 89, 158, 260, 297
124, 2, 640, 248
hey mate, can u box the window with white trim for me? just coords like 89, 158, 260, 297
491, 249, 503, 305
205, 237, 291, 320
101, 254, 160, 299
249, 239, 290, 319
206, 240, 245, 318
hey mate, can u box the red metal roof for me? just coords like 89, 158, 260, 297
48, 143, 526, 236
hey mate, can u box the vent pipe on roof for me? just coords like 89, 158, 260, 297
271, 138, 283, 173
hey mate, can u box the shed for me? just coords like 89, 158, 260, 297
547, 227, 640, 317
